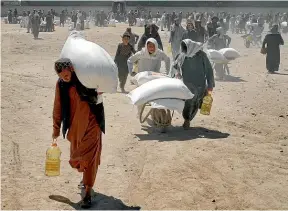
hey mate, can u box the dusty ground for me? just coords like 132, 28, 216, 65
1, 22, 288, 210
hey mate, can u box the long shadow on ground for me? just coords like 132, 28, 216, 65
135, 126, 230, 142
216, 75, 246, 82
272, 72, 288, 76
49, 189, 141, 210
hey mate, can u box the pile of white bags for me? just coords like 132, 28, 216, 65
127, 78, 194, 106
281, 21, 288, 27
219, 48, 240, 60
84, 20, 90, 29
132, 71, 169, 86
60, 31, 118, 93
207, 49, 228, 64
108, 19, 116, 27
136, 18, 145, 27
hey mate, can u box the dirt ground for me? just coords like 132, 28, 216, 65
1, 22, 288, 210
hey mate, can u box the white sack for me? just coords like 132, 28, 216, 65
127, 78, 194, 106
151, 99, 185, 113
207, 49, 228, 63
281, 22, 287, 27
40, 21, 46, 27
136, 18, 144, 27
134, 71, 169, 86
219, 48, 240, 59
60, 31, 118, 93
108, 19, 116, 27
68, 24, 73, 31
54, 20, 60, 26
84, 20, 90, 29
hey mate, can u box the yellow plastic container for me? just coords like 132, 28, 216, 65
167, 44, 172, 53
200, 91, 213, 115
45, 142, 61, 176
133, 62, 139, 74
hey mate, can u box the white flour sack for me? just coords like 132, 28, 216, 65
60, 31, 118, 93
150, 99, 185, 113
281, 22, 288, 27
219, 48, 241, 60
127, 78, 194, 106
207, 49, 228, 63
134, 71, 169, 86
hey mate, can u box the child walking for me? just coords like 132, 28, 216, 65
114, 32, 136, 92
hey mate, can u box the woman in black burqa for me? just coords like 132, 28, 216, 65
262, 25, 284, 73
137, 23, 163, 51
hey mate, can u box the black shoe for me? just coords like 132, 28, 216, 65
80, 195, 92, 209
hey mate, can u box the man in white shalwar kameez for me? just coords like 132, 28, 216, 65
169, 18, 185, 60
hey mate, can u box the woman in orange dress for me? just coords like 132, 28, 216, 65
52, 58, 105, 208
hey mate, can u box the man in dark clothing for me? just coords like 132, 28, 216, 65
8, 10, 13, 24
14, 9, 18, 18
46, 11, 53, 32
207, 16, 219, 37
51, 9, 55, 31
181, 19, 198, 41
79, 12, 85, 30
195, 20, 207, 43
166, 13, 172, 31
137, 24, 163, 51
60, 10, 65, 27
178, 11, 183, 24
99, 10, 106, 27
262, 25, 284, 73
171, 12, 177, 24
71, 11, 77, 28
31, 10, 41, 39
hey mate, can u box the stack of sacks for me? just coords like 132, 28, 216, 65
127, 78, 194, 113
60, 31, 118, 93
207, 49, 228, 64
